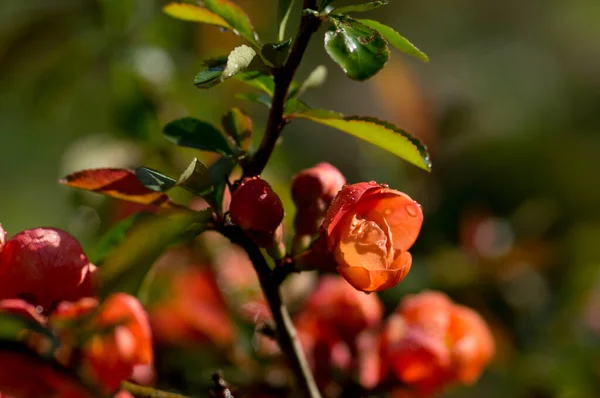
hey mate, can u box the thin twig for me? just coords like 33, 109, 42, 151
223, 225, 322, 398
243, 0, 321, 178
121, 381, 193, 398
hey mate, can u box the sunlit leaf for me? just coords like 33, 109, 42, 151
358, 19, 429, 62
163, 3, 231, 30
222, 107, 253, 151
163, 117, 233, 155
324, 16, 390, 81
60, 169, 174, 207
222, 45, 257, 80
330, 0, 388, 15
177, 157, 213, 195
99, 209, 213, 298
135, 167, 177, 192
235, 71, 275, 95
290, 110, 431, 171
278, 0, 296, 41
202, 0, 260, 47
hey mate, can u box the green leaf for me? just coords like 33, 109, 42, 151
206, 156, 236, 213
358, 19, 429, 62
222, 107, 253, 151
202, 0, 260, 47
99, 209, 213, 298
194, 57, 228, 88
236, 92, 273, 108
222, 45, 257, 80
324, 16, 390, 81
330, 0, 388, 15
177, 157, 213, 195
135, 167, 177, 192
278, 0, 296, 41
235, 71, 275, 95
261, 39, 292, 68
164, 117, 233, 155
162, 2, 232, 30
292, 65, 328, 97
90, 213, 151, 264
290, 110, 431, 171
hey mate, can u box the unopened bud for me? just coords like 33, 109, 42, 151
230, 177, 284, 247
291, 163, 345, 251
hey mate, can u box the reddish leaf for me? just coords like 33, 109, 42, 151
60, 169, 174, 207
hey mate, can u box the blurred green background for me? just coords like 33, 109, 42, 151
1, 0, 600, 397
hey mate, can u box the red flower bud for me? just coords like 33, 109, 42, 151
292, 163, 346, 236
0, 298, 46, 326
230, 177, 284, 246
0, 227, 97, 312
51, 293, 153, 392
323, 181, 423, 292
381, 291, 495, 395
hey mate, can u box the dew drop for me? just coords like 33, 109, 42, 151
406, 204, 419, 217
35, 305, 43, 314
368, 180, 377, 185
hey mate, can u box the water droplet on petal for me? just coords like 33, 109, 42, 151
35, 305, 43, 314
368, 180, 377, 185
384, 209, 392, 216
406, 203, 419, 217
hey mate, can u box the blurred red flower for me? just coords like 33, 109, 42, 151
381, 291, 495, 396
51, 293, 153, 392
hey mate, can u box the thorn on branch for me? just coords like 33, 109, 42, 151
209, 371, 235, 398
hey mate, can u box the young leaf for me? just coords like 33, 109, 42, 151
290, 110, 431, 171
60, 169, 174, 207
330, 0, 388, 15
163, 3, 232, 30
358, 19, 429, 62
163, 117, 233, 155
278, 0, 296, 41
177, 157, 213, 195
291, 65, 328, 97
222, 107, 253, 151
99, 209, 213, 298
202, 0, 260, 47
194, 57, 228, 88
222, 45, 257, 80
135, 167, 177, 192
324, 16, 390, 81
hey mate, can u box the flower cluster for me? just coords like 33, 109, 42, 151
0, 225, 152, 397
295, 277, 495, 396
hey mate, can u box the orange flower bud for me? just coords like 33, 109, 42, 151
230, 177, 284, 246
292, 163, 346, 236
0, 227, 97, 312
51, 293, 153, 392
381, 291, 495, 395
323, 181, 423, 292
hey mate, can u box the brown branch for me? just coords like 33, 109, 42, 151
223, 225, 322, 398
242, 0, 322, 178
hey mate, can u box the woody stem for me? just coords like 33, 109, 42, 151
242, 0, 321, 178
